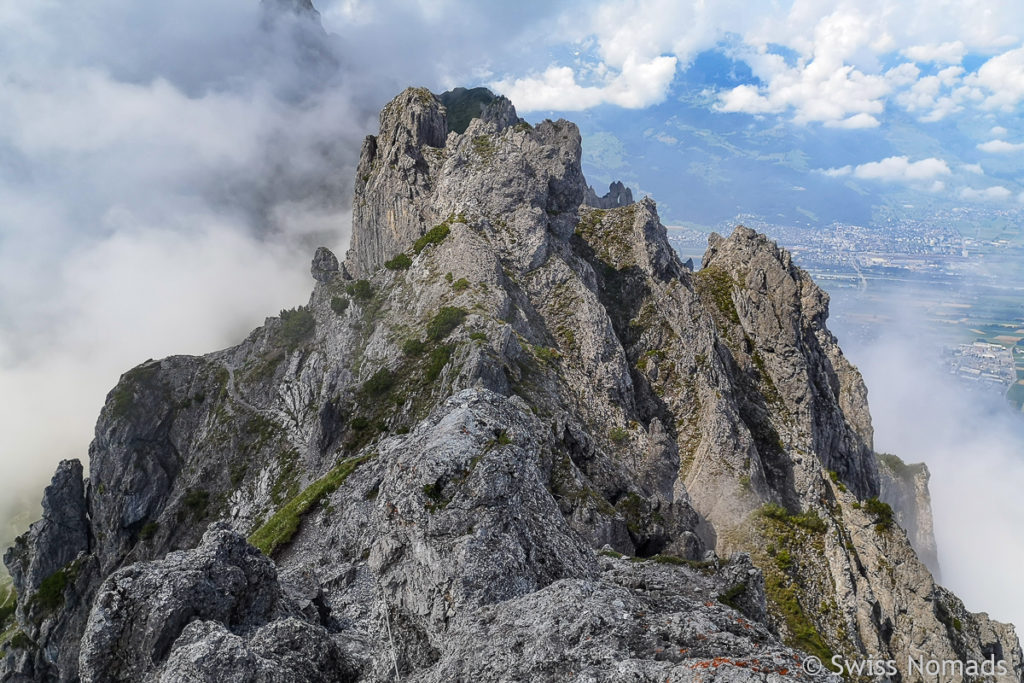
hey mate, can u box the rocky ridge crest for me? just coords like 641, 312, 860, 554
2, 87, 1019, 682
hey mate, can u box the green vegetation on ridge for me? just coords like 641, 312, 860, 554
250, 454, 372, 556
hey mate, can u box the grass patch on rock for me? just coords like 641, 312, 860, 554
250, 454, 373, 556
863, 497, 894, 532
384, 253, 412, 270
278, 307, 315, 350
330, 296, 349, 315
877, 452, 922, 480
345, 280, 373, 301
361, 368, 396, 397
402, 338, 428, 356
758, 503, 826, 533
413, 223, 451, 254
764, 573, 834, 664
426, 307, 467, 340
424, 346, 453, 382
694, 266, 740, 326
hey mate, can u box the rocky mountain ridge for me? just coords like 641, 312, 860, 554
1, 87, 1019, 682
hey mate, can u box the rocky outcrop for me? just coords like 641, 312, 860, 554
584, 180, 635, 209
345, 86, 578, 276
155, 617, 355, 683
258, 0, 338, 98
310, 245, 340, 282
877, 452, 940, 577
701, 226, 878, 501
2, 460, 94, 679
79, 525, 354, 682
5, 461, 88, 599
2, 85, 1019, 683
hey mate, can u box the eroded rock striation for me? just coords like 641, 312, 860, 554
3, 86, 1020, 682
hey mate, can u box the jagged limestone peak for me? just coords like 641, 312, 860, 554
345, 86, 584, 276
701, 224, 878, 500
2, 88, 1021, 682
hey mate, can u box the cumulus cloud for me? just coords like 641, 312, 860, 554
853, 156, 951, 181
492, 0, 1024, 125
969, 46, 1024, 110
715, 9, 895, 126
716, 84, 784, 114
977, 139, 1024, 153
961, 162, 984, 174
491, 55, 678, 112
902, 40, 966, 64
821, 165, 852, 177
825, 112, 881, 129
820, 156, 951, 183
960, 185, 1013, 201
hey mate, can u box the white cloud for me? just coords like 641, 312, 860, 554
961, 163, 984, 174
825, 112, 881, 129
818, 156, 954, 185
960, 185, 1012, 201
716, 84, 783, 114
977, 139, 1024, 153
969, 46, 1024, 110
715, 9, 895, 126
821, 165, 852, 177
493, 1, 1024, 125
851, 155, 951, 182
492, 56, 678, 112
902, 40, 966, 64
937, 65, 964, 85
990, 125, 1008, 137
895, 65, 969, 121
885, 62, 921, 87
841, 318, 1024, 631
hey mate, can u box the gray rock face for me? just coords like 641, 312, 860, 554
346, 88, 448, 277
5, 460, 88, 597
310, 246, 339, 282
422, 553, 839, 683
877, 452, 940, 577
2, 460, 93, 680
346, 86, 583, 276
584, 180, 635, 209
3, 86, 1020, 683
79, 525, 351, 682
701, 226, 878, 502
156, 618, 356, 683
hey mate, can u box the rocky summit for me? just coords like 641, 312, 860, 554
2, 87, 1020, 682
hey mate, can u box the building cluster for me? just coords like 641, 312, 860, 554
945, 341, 1016, 391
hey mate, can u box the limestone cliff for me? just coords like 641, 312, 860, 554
2, 87, 1019, 682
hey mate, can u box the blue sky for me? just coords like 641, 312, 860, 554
470, 1, 1024, 226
